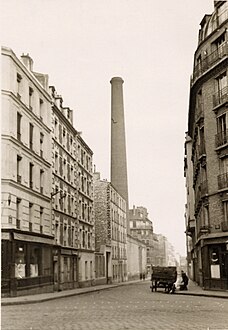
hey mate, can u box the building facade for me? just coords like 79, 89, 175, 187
1, 47, 95, 296
1, 47, 54, 296
129, 206, 155, 273
186, 0, 228, 290
93, 172, 127, 283
49, 86, 79, 291
76, 134, 95, 286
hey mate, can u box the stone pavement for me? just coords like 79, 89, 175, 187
2, 278, 228, 306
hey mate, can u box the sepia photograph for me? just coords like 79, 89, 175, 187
1, 0, 228, 329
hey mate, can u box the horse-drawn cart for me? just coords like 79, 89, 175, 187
150, 266, 177, 293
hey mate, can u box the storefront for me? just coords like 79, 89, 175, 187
53, 247, 78, 291
201, 238, 228, 290
1, 230, 54, 297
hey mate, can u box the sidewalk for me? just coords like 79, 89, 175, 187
2, 279, 228, 306
175, 280, 228, 299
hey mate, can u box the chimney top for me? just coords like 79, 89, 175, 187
110, 77, 124, 84
21, 53, 33, 71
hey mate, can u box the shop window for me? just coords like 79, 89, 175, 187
30, 246, 40, 277
15, 243, 26, 278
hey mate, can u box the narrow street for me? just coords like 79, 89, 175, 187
2, 281, 228, 330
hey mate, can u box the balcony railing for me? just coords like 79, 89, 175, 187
218, 172, 228, 190
213, 86, 228, 108
215, 129, 228, 148
192, 42, 228, 83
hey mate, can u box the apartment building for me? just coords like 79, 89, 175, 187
129, 206, 155, 273
93, 172, 127, 283
1, 47, 54, 296
49, 86, 79, 290
77, 134, 95, 286
186, 0, 228, 290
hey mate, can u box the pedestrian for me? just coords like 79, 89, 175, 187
181, 271, 189, 290
142, 273, 145, 280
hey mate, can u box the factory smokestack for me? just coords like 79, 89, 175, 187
110, 77, 129, 233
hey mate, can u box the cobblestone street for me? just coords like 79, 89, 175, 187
2, 282, 228, 330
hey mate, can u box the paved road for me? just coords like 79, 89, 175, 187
2, 282, 228, 330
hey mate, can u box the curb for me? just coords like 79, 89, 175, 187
1, 281, 142, 306
2, 281, 228, 306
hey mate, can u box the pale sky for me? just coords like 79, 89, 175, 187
1, 0, 214, 255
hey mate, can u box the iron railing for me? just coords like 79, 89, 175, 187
215, 129, 228, 147
213, 85, 228, 108
192, 42, 228, 83
218, 172, 228, 190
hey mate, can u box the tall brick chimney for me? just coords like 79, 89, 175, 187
110, 77, 129, 233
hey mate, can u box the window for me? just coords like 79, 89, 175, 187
17, 73, 22, 98
17, 112, 22, 141
40, 99, 44, 121
224, 201, 228, 223
218, 158, 228, 189
216, 72, 227, 104
40, 169, 44, 194
40, 207, 43, 233
17, 155, 22, 183
85, 261, 88, 280
29, 163, 34, 188
29, 203, 33, 231
16, 198, 21, 229
64, 224, 67, 246
29, 123, 33, 150
81, 149, 84, 165
55, 152, 58, 173
29, 87, 33, 110
54, 119, 58, 138
216, 114, 227, 147
40, 133, 44, 158
90, 261, 93, 279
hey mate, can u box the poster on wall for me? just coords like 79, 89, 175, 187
15, 263, 26, 278
210, 264, 220, 279
30, 264, 39, 277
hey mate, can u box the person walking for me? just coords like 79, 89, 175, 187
181, 271, 189, 290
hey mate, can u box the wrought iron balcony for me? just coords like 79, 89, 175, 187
192, 42, 228, 83
215, 129, 228, 148
213, 86, 228, 108
218, 172, 228, 190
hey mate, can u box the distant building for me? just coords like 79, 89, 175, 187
185, 1, 228, 290
93, 172, 127, 283
1, 47, 54, 296
129, 206, 155, 273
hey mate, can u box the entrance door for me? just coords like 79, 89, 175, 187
221, 252, 228, 290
